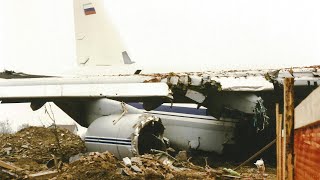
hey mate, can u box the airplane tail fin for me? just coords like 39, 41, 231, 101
122, 51, 135, 64
73, 0, 130, 66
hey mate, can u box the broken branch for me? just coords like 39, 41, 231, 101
0, 160, 23, 171
234, 139, 276, 170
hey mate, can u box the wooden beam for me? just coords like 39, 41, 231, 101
276, 103, 281, 180
283, 78, 294, 180
280, 114, 285, 180
0, 160, 23, 171
28, 170, 58, 179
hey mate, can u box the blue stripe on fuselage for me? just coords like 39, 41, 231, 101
128, 103, 208, 116
85, 136, 131, 146
86, 137, 131, 143
85, 140, 131, 146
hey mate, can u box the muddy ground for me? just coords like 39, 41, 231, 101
0, 126, 276, 179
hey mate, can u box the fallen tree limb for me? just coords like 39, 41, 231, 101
1, 169, 19, 178
28, 170, 58, 179
0, 160, 23, 171
234, 139, 276, 170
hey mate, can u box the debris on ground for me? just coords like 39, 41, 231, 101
57, 151, 217, 180
0, 126, 276, 179
223, 168, 241, 177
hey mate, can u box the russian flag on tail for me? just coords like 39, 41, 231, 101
83, 3, 96, 15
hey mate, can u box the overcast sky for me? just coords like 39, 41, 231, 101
0, 0, 319, 75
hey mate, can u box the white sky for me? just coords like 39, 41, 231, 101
0, 103, 75, 132
0, 0, 320, 75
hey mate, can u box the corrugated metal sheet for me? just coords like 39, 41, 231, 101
294, 120, 320, 180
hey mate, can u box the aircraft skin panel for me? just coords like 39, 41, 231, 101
212, 76, 274, 91
130, 102, 219, 121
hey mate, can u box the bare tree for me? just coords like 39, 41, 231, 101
0, 119, 13, 134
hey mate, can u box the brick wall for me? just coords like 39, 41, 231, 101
294, 120, 320, 180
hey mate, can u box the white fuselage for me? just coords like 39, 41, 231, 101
131, 103, 237, 154
84, 99, 238, 159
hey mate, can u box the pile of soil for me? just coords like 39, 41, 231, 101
0, 126, 276, 179
0, 126, 86, 174
58, 151, 123, 180
58, 151, 276, 179
57, 151, 216, 180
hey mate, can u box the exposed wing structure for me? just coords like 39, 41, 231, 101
0, 67, 319, 103
151, 67, 319, 92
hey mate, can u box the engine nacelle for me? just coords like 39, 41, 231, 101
85, 113, 162, 159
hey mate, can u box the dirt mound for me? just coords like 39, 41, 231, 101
57, 151, 216, 180
57, 152, 124, 180
0, 126, 86, 174
0, 127, 275, 179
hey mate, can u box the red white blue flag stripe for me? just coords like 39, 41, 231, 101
83, 3, 96, 15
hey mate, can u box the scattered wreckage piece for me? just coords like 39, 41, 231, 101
117, 152, 215, 179
57, 150, 216, 179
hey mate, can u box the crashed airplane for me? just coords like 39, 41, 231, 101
1, 67, 319, 158
0, 0, 320, 159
